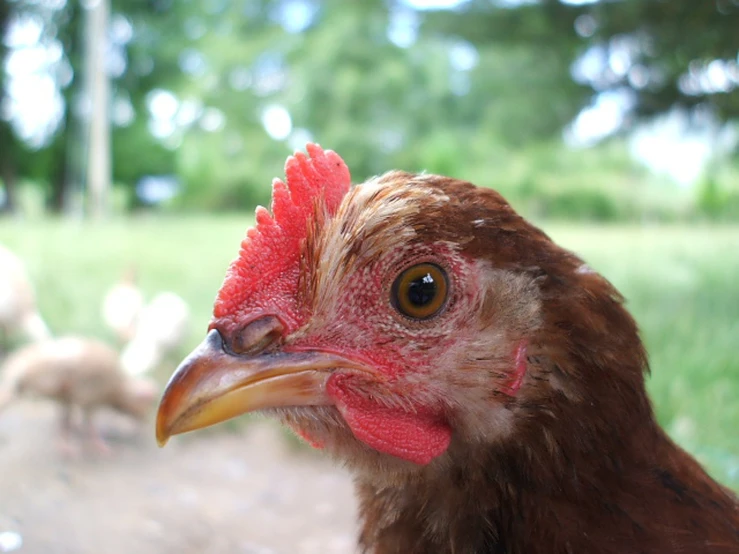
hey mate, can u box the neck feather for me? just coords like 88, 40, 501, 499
354, 308, 737, 554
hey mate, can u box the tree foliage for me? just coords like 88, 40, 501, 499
426, 0, 739, 122
0, 0, 737, 217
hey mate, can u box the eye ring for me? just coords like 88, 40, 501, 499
391, 263, 449, 320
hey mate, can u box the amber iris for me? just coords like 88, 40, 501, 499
391, 263, 448, 320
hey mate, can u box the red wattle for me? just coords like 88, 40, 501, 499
326, 375, 451, 465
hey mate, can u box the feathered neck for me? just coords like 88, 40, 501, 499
353, 275, 738, 554
354, 381, 737, 554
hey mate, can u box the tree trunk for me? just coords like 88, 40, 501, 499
0, 1, 13, 214
0, 158, 17, 214
84, 0, 111, 219
48, 146, 69, 214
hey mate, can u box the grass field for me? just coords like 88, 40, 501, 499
1, 216, 737, 489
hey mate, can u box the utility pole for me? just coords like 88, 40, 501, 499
84, 0, 111, 219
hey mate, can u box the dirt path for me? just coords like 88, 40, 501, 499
0, 403, 357, 554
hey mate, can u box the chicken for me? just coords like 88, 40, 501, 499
0, 244, 51, 347
119, 291, 190, 377
155, 144, 739, 553
101, 266, 144, 345
0, 336, 157, 453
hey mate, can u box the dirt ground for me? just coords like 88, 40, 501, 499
0, 402, 358, 554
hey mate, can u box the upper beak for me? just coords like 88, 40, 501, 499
155, 329, 360, 446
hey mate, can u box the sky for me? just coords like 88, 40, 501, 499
2, 12, 66, 148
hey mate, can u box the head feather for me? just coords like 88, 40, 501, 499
213, 144, 351, 331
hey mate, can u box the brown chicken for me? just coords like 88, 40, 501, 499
1, 336, 157, 453
156, 145, 739, 553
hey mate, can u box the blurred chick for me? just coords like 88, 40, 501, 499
0, 244, 51, 347
120, 291, 190, 377
0, 336, 157, 454
101, 266, 145, 345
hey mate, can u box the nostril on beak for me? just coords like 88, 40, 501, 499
228, 315, 285, 356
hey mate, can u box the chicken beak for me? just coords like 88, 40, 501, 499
156, 329, 347, 446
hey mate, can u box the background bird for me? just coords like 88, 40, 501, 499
101, 266, 145, 346
119, 291, 190, 377
0, 336, 157, 455
0, 243, 51, 349
156, 145, 738, 554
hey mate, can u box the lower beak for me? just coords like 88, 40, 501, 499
155, 330, 355, 446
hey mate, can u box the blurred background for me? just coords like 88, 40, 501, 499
0, 0, 737, 552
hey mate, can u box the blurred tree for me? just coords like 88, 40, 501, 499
0, 0, 189, 214
47, 1, 83, 213
423, 0, 739, 129
108, 0, 194, 208
0, 0, 19, 213
0, 0, 60, 214
590, 0, 739, 122
1, 0, 737, 217
169, 0, 592, 209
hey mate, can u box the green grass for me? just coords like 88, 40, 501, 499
0, 215, 247, 346
1, 216, 737, 488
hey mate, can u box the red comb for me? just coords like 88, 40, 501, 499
213, 144, 351, 331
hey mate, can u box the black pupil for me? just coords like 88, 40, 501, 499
407, 273, 436, 307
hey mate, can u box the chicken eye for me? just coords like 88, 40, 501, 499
391, 263, 448, 320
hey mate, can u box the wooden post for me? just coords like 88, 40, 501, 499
84, 0, 111, 219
